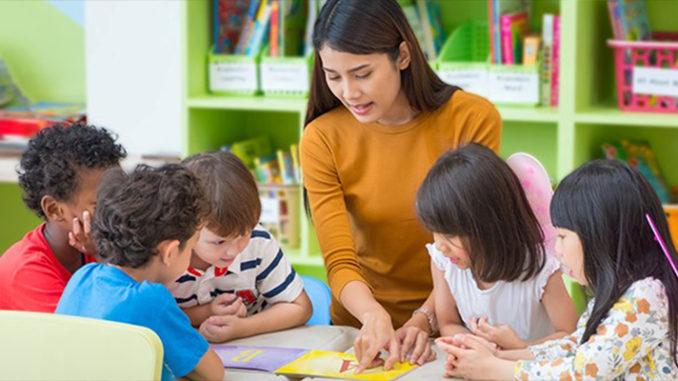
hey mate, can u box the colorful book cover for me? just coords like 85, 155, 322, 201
491, 0, 531, 65
235, 0, 262, 55
488, 0, 496, 63
229, 136, 272, 169
245, 0, 272, 56
214, 0, 251, 54
617, 0, 651, 41
602, 140, 675, 203
270, 0, 280, 57
607, 0, 624, 39
212, 344, 309, 372
275, 350, 417, 380
522, 35, 541, 65
550, 15, 560, 106
290, 143, 301, 183
500, 11, 528, 65
277, 149, 296, 185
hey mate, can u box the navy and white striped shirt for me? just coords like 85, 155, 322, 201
168, 225, 303, 315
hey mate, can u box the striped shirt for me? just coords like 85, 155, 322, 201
168, 225, 303, 315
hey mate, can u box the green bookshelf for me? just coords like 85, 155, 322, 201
182, 0, 678, 280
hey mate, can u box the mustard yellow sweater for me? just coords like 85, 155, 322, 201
300, 90, 502, 327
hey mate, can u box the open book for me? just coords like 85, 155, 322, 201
212, 344, 417, 381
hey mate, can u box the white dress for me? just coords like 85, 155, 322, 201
427, 243, 559, 342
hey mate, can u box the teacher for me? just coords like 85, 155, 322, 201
299, 0, 501, 372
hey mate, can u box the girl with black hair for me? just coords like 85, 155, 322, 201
416, 144, 577, 352
437, 160, 678, 380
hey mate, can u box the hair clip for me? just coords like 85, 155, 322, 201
645, 214, 678, 280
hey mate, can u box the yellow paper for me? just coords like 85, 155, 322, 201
274, 350, 417, 381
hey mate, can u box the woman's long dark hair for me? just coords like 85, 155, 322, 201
551, 160, 678, 363
416, 143, 546, 283
305, 0, 458, 126
303, 0, 460, 216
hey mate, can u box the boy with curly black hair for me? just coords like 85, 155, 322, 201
0, 122, 126, 312
56, 164, 224, 381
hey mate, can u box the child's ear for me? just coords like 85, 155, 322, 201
156, 239, 181, 266
41, 195, 66, 222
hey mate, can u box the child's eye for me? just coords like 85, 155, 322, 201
213, 240, 225, 245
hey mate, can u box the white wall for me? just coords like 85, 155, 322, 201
85, 1, 182, 156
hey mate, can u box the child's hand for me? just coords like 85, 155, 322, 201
435, 335, 503, 379
69, 211, 97, 255
469, 316, 526, 350
199, 314, 242, 343
210, 294, 247, 317
443, 333, 498, 356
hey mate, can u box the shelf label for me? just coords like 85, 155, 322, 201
209, 61, 258, 92
487, 71, 539, 104
261, 63, 309, 93
260, 197, 280, 224
633, 67, 678, 97
437, 69, 488, 97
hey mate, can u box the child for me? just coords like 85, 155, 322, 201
0, 122, 126, 312
415, 143, 578, 350
169, 151, 312, 343
436, 159, 678, 380
56, 164, 224, 381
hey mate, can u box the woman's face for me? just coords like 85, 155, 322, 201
318, 43, 413, 125
554, 227, 587, 286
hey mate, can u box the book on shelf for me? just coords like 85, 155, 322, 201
550, 15, 560, 107
235, 0, 263, 54
213, 0, 251, 54
0, 102, 86, 140
500, 11, 528, 65
223, 136, 272, 170
602, 140, 675, 204
607, 0, 651, 41
488, 0, 531, 64
522, 35, 541, 66
540, 13, 554, 106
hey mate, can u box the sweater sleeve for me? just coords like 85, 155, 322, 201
299, 124, 369, 300
463, 96, 502, 154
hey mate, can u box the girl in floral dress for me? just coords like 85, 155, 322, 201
436, 159, 678, 380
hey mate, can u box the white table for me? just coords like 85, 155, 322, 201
220, 325, 459, 381
222, 325, 359, 381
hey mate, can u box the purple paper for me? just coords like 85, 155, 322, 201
211, 344, 309, 372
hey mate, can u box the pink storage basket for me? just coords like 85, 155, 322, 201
607, 32, 678, 113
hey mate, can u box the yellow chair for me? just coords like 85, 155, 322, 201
0, 310, 163, 380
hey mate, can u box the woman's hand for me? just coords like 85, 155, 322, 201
468, 316, 526, 350
395, 314, 436, 365
354, 310, 400, 373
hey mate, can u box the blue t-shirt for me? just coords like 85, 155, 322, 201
56, 263, 209, 380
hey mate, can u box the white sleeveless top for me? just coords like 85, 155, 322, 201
427, 244, 559, 342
